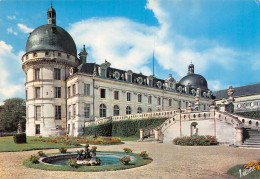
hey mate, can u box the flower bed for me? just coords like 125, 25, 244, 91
31, 136, 122, 146
173, 135, 218, 146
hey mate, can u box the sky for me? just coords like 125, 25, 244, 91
0, 0, 259, 103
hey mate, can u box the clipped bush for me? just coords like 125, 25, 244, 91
123, 147, 132, 153
13, 133, 27, 144
84, 117, 167, 137
29, 155, 39, 164
119, 156, 131, 165
37, 151, 46, 157
138, 151, 149, 159
59, 147, 67, 153
173, 135, 218, 146
66, 158, 78, 168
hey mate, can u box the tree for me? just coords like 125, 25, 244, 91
0, 98, 26, 132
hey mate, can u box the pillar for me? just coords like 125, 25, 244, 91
140, 128, 144, 141
154, 128, 159, 141
235, 127, 243, 146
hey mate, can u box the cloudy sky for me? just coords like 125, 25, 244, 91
0, 0, 259, 103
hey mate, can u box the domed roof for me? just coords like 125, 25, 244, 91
179, 63, 208, 90
26, 24, 77, 57
179, 73, 208, 90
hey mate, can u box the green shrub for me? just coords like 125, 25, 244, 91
84, 117, 167, 137
173, 135, 218, 146
138, 151, 149, 159
59, 147, 67, 153
29, 155, 39, 164
119, 156, 131, 165
66, 158, 78, 168
37, 151, 46, 157
13, 133, 27, 144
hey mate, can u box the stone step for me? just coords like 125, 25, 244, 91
241, 144, 260, 148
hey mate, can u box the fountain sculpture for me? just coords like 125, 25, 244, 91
76, 144, 101, 166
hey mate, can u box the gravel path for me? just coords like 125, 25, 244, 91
1, 142, 260, 179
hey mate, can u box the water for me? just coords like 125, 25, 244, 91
45, 153, 135, 166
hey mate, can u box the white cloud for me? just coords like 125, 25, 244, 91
208, 80, 223, 91
7, 27, 18, 36
18, 23, 33, 33
0, 41, 24, 102
7, 15, 16, 20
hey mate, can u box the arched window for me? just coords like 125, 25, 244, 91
126, 106, 131, 115
99, 104, 106, 117
148, 108, 152, 112
113, 105, 120, 116
137, 107, 142, 113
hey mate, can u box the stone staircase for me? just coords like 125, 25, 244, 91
242, 128, 260, 148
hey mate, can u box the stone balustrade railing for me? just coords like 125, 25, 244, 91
229, 113, 260, 128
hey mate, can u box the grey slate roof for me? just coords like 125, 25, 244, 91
213, 83, 260, 100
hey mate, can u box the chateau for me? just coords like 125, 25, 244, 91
22, 4, 260, 145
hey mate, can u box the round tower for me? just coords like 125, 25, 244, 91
22, 4, 79, 136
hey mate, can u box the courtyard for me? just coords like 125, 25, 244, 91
1, 141, 260, 179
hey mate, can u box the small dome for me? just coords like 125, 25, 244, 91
180, 74, 208, 90
26, 24, 77, 57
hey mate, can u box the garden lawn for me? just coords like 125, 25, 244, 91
228, 164, 260, 178
120, 136, 139, 141
0, 136, 76, 152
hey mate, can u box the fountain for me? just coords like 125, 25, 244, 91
76, 144, 101, 166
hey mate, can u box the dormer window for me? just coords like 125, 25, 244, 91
45, 52, 49, 56
58, 52, 61, 57
113, 71, 120, 80
136, 77, 143, 84
26, 55, 29, 59
125, 70, 133, 83
67, 55, 70, 59
157, 81, 162, 88
99, 60, 111, 78
33, 53, 37, 57
147, 75, 154, 87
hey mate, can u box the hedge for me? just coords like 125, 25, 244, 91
84, 117, 167, 137
236, 111, 260, 119
173, 135, 218, 146
13, 133, 27, 143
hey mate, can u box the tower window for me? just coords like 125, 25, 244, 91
58, 52, 61, 57
100, 89, 106, 98
55, 106, 62, 120
148, 96, 152, 104
157, 97, 161, 105
169, 99, 172, 107
35, 106, 41, 120
127, 92, 131, 101
138, 94, 142, 103
54, 68, 61, 80
73, 104, 76, 118
35, 87, 40, 99
84, 84, 90, 96
84, 104, 90, 118
45, 52, 49, 56
114, 91, 119, 100
35, 69, 40, 80
55, 87, 61, 98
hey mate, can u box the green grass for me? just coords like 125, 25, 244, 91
23, 151, 153, 172
120, 136, 139, 141
227, 164, 260, 178
0, 136, 76, 152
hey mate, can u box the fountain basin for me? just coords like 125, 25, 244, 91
40, 152, 136, 166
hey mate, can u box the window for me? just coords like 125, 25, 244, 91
169, 99, 172, 107
148, 96, 152, 104
178, 101, 182, 108
33, 52, 37, 57
35, 87, 40, 99
73, 104, 76, 118
148, 108, 152, 112
35, 106, 41, 120
100, 104, 106, 117
138, 94, 142, 103
55, 106, 61, 120
72, 84, 76, 96
68, 105, 71, 119
55, 87, 61, 98
68, 87, 71, 98
54, 68, 61, 80
36, 124, 40, 134
67, 55, 70, 59
84, 104, 90, 118
127, 92, 131, 101
114, 91, 119, 100
126, 106, 131, 114
127, 74, 132, 82
101, 69, 106, 77
58, 52, 61, 57
137, 107, 142, 113
67, 124, 70, 134
186, 102, 188, 108
157, 97, 161, 105
84, 84, 90, 96
149, 79, 153, 87
35, 69, 40, 80
45, 52, 49, 56
113, 105, 120, 116
100, 88, 106, 98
